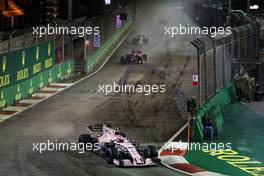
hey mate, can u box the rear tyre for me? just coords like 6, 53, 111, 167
78, 134, 92, 144
78, 134, 93, 151
126, 55, 131, 64
120, 56, 125, 64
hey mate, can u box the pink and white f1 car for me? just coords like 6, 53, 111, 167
120, 49, 148, 64
78, 124, 159, 167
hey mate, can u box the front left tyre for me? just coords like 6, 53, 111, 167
105, 147, 120, 164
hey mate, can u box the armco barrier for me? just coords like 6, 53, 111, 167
193, 82, 237, 140
84, 20, 133, 72
0, 59, 73, 108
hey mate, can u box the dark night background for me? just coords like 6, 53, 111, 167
0, 0, 131, 30
0, 0, 263, 31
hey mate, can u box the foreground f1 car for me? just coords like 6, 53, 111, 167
78, 124, 159, 167
132, 35, 149, 45
120, 49, 148, 64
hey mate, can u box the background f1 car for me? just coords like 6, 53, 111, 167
78, 124, 159, 167
132, 35, 149, 45
120, 49, 148, 64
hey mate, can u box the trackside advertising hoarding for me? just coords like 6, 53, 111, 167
0, 42, 55, 90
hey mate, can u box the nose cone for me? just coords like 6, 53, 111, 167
135, 156, 144, 164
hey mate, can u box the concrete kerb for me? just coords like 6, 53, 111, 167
158, 122, 226, 176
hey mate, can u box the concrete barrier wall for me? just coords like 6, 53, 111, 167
193, 82, 237, 140
0, 19, 133, 108
84, 20, 133, 73
0, 41, 74, 108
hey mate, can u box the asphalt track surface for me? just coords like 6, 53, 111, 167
0, 0, 198, 175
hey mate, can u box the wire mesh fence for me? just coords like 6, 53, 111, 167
192, 22, 260, 106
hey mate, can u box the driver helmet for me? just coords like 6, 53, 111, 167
113, 128, 120, 135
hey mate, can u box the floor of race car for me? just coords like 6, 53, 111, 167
183, 102, 264, 176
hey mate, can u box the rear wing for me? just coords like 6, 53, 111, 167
87, 124, 112, 133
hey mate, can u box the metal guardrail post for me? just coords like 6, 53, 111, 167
209, 36, 217, 94
222, 36, 226, 87
0, 31, 3, 42
84, 20, 87, 62
197, 52, 201, 107
70, 34, 73, 60
191, 39, 205, 107
8, 29, 17, 51
231, 34, 235, 81
62, 34, 65, 62
45, 32, 48, 42
203, 51, 207, 100
23, 32, 26, 49
35, 34, 37, 46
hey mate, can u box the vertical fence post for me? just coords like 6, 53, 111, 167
45, 32, 47, 42
210, 37, 217, 94
71, 35, 73, 60
203, 51, 207, 100
191, 39, 205, 107
229, 37, 234, 80
197, 52, 201, 107
23, 33, 25, 49
62, 34, 65, 62
84, 20, 87, 63
222, 36, 225, 87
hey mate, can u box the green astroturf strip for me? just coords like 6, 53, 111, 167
185, 102, 264, 176
184, 150, 252, 176
222, 102, 264, 164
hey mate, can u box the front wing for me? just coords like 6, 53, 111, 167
113, 158, 158, 167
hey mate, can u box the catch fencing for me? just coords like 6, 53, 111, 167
191, 22, 260, 106
191, 22, 262, 140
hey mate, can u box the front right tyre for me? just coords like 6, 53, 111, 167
78, 134, 92, 144
144, 145, 158, 158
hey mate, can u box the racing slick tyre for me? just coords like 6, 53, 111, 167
126, 54, 132, 64
78, 134, 97, 150
120, 56, 125, 64
144, 145, 158, 158
142, 54, 148, 62
105, 147, 120, 164
78, 134, 92, 144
